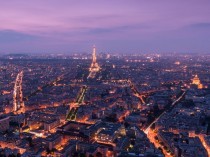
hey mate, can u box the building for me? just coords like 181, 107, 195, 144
0, 116, 10, 132
44, 133, 62, 150
191, 75, 203, 89
44, 118, 60, 132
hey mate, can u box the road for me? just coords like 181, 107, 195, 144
24, 73, 65, 101
144, 90, 186, 134
66, 86, 88, 121
144, 91, 187, 157
13, 71, 24, 112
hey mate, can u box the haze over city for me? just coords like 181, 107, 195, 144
0, 0, 210, 53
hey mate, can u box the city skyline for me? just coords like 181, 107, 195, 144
1, 51, 210, 156
0, 0, 210, 54
1, 1, 210, 156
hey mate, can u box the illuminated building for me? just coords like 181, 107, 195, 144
44, 118, 60, 132
54, 140, 76, 157
191, 75, 203, 89
44, 133, 62, 150
95, 122, 126, 145
28, 112, 60, 132
175, 61, 180, 65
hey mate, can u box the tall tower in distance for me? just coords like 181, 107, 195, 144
88, 45, 100, 78
90, 45, 100, 72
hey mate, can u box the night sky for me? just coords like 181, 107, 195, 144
0, 0, 210, 54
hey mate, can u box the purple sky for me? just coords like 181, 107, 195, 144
0, 0, 210, 54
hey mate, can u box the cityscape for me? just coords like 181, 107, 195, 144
1, 1, 210, 157
1, 48, 210, 157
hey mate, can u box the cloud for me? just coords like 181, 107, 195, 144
0, 0, 210, 53
0, 30, 38, 43
189, 23, 210, 29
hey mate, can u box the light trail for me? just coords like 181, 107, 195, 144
13, 71, 25, 113
198, 135, 210, 157
144, 91, 186, 134
66, 86, 88, 121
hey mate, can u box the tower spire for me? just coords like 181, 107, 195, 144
92, 45, 97, 64
88, 45, 100, 78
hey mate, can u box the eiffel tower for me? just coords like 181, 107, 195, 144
88, 46, 100, 78
89, 45, 100, 72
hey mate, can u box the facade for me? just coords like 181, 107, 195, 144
44, 133, 62, 150
44, 118, 60, 132
0, 116, 10, 132
191, 75, 203, 89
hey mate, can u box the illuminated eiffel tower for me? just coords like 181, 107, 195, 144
88, 46, 100, 78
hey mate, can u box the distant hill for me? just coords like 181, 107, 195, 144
2, 54, 29, 59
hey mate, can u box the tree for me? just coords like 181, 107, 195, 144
106, 113, 117, 122
27, 136, 33, 147
79, 153, 86, 157
96, 152, 102, 157
124, 122, 130, 128
17, 153, 21, 157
